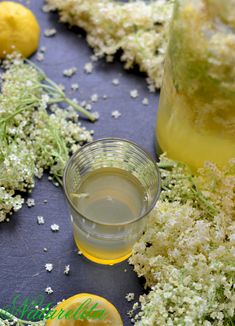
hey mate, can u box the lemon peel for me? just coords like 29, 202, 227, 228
46, 293, 123, 326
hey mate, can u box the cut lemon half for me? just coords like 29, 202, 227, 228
46, 293, 123, 325
0, 1, 40, 59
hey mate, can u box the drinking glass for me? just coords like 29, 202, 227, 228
63, 138, 161, 265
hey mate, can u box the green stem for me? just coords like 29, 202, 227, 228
25, 59, 96, 122
188, 175, 218, 216
0, 309, 44, 325
54, 174, 63, 186
64, 98, 96, 122
48, 97, 96, 122
44, 78, 64, 97
25, 59, 46, 80
45, 77, 96, 121
158, 162, 176, 169
192, 188, 218, 217
40, 84, 61, 95
0, 101, 37, 124
47, 98, 65, 104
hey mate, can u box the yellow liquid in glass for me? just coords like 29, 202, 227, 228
70, 167, 146, 265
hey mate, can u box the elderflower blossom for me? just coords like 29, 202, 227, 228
71, 83, 79, 91
111, 110, 121, 119
130, 156, 235, 325
126, 293, 135, 302
130, 89, 139, 98
64, 265, 70, 275
90, 93, 98, 102
63, 67, 77, 77
51, 224, 60, 232
142, 98, 149, 106
26, 198, 35, 207
44, 28, 57, 37
0, 188, 24, 222
45, 0, 173, 89
84, 62, 93, 74
45, 286, 53, 294
45, 263, 53, 272
36, 52, 45, 62
112, 78, 119, 86
37, 216, 45, 225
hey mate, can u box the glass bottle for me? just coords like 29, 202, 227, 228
156, 0, 235, 170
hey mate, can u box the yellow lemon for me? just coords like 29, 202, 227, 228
46, 293, 123, 326
0, 1, 40, 59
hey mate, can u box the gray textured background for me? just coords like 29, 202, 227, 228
0, 1, 160, 324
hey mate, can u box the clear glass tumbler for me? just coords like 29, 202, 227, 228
63, 138, 161, 265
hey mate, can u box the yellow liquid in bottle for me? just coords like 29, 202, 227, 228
157, 64, 235, 170
156, 1, 235, 170
70, 167, 146, 265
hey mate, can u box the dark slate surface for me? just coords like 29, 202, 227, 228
0, 1, 160, 324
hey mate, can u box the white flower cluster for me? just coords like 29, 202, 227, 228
46, 0, 173, 89
0, 56, 93, 222
130, 156, 235, 325
0, 187, 24, 222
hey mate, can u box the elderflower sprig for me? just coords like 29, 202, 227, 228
0, 308, 45, 326
0, 55, 93, 222
46, 0, 174, 89
130, 155, 235, 326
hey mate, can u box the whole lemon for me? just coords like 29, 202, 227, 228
0, 1, 40, 59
